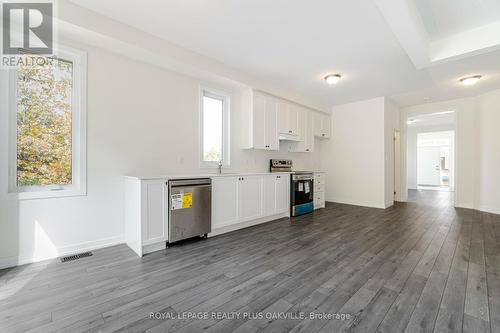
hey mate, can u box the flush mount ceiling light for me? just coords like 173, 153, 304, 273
324, 74, 342, 85
459, 75, 482, 86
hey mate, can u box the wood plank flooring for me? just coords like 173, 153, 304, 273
1, 190, 499, 333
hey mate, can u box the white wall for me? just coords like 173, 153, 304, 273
320, 97, 387, 208
477, 89, 500, 214
0, 42, 323, 268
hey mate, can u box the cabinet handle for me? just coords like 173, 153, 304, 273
322, 133, 325, 136
288, 130, 292, 133
306, 149, 310, 151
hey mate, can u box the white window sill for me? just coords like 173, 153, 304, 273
199, 164, 231, 170
3, 188, 87, 200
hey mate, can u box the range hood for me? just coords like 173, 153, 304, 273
279, 133, 302, 142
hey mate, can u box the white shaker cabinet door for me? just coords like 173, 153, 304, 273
276, 174, 290, 214
238, 175, 263, 222
252, 93, 267, 150
212, 177, 239, 229
142, 180, 168, 245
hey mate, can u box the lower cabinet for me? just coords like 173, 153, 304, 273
211, 176, 240, 229
276, 175, 290, 213
212, 173, 290, 231
314, 172, 326, 209
238, 175, 264, 222
264, 174, 290, 215
125, 173, 291, 257
124, 177, 168, 257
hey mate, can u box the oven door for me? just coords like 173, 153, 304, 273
292, 178, 314, 205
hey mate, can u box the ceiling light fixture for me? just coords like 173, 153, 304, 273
459, 75, 482, 86
324, 74, 342, 85
407, 118, 418, 125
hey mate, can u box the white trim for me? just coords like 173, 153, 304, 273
199, 85, 231, 169
6, 44, 87, 200
324, 197, 387, 210
0, 236, 124, 270
454, 202, 474, 210
209, 211, 289, 237
142, 242, 167, 256
478, 206, 500, 215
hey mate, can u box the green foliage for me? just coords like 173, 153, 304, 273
204, 147, 222, 162
16, 55, 73, 186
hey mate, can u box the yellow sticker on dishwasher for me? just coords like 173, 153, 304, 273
182, 192, 192, 208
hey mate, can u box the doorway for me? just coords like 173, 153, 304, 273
416, 131, 454, 192
404, 110, 457, 206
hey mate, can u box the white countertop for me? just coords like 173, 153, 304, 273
124, 171, 293, 180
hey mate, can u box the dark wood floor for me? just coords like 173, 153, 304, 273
1, 190, 499, 333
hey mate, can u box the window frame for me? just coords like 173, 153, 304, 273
6, 45, 87, 200
199, 86, 230, 169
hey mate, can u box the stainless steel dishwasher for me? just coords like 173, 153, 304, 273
167, 178, 211, 246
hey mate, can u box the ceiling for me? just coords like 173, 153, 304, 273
69, 0, 500, 107
408, 112, 455, 128
414, 0, 500, 40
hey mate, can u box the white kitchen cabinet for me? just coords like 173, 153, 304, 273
243, 89, 329, 150
313, 112, 331, 139
263, 174, 290, 215
211, 173, 290, 234
289, 108, 314, 153
212, 176, 239, 228
276, 174, 290, 213
238, 175, 264, 222
124, 177, 168, 256
126, 173, 291, 256
144, 181, 168, 244
242, 90, 278, 151
263, 175, 277, 216
314, 172, 326, 209
277, 101, 299, 137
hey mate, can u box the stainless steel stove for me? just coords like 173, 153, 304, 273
270, 159, 314, 217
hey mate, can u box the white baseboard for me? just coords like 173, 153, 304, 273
326, 197, 386, 210
478, 206, 500, 215
454, 202, 474, 210
210, 212, 289, 237
0, 236, 124, 270
142, 241, 167, 255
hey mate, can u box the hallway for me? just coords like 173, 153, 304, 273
408, 189, 455, 207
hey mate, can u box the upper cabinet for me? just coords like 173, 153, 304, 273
289, 107, 314, 153
242, 89, 330, 151
313, 111, 331, 139
242, 90, 279, 150
277, 101, 299, 137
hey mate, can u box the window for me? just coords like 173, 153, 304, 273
8, 47, 87, 199
200, 88, 230, 167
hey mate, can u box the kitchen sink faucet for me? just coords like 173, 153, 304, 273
218, 160, 223, 174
